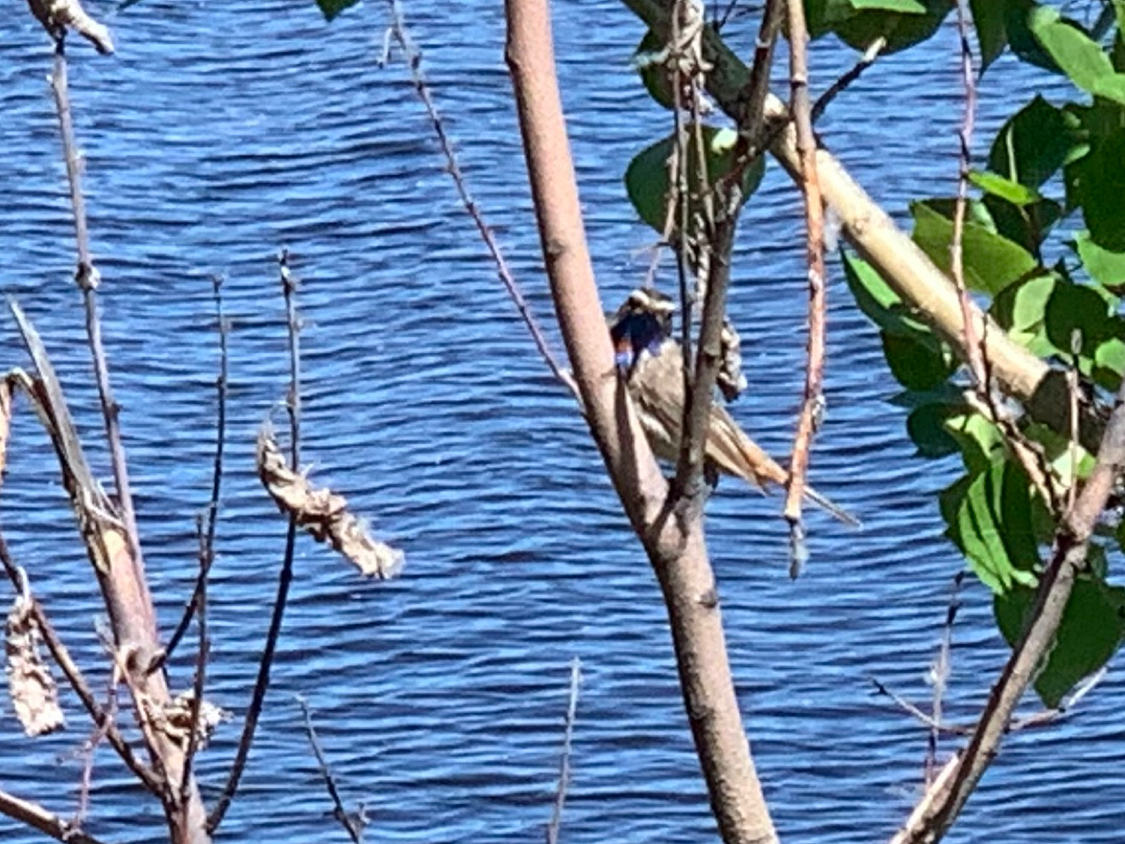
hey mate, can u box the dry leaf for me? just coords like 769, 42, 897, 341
257, 426, 405, 579
5, 595, 65, 737
145, 690, 229, 750
26, 0, 114, 54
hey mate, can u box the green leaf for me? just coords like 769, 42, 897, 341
1005, 0, 1064, 72
1028, 6, 1116, 96
995, 575, 1125, 707
818, 0, 954, 54
944, 412, 1004, 474
624, 128, 763, 235
881, 330, 955, 391
991, 273, 1059, 356
971, 0, 1008, 71
841, 251, 942, 345
945, 458, 1042, 593
987, 96, 1085, 189
1076, 231, 1125, 288
1095, 335, 1125, 387
907, 402, 962, 458
635, 30, 674, 110
968, 170, 1041, 205
911, 201, 1039, 295
1074, 129, 1125, 252
316, 0, 360, 20
1044, 281, 1112, 353
851, 0, 927, 11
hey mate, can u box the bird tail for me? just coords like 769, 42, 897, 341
713, 407, 861, 527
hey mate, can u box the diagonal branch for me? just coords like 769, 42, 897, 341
891, 374, 1125, 844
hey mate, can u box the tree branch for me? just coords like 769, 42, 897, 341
207, 251, 300, 834
618, 0, 1101, 452
504, 2, 776, 842
0, 789, 107, 844
781, 0, 827, 571
892, 374, 1125, 843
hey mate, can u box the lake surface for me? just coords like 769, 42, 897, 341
1, 1, 1120, 842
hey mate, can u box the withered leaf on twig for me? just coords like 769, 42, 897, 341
256, 426, 405, 579
5, 592, 65, 737
144, 690, 229, 750
26, 0, 114, 54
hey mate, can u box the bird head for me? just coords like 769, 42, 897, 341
609, 288, 675, 372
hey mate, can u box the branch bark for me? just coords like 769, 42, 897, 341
505, 2, 776, 841
781, 0, 827, 563
619, 0, 1101, 451
891, 374, 1125, 843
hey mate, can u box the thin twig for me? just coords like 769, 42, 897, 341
546, 658, 582, 844
872, 678, 970, 735
178, 516, 212, 815
207, 251, 301, 834
670, 1, 695, 447
783, 0, 827, 573
927, 572, 963, 783
949, 0, 984, 389
740, 0, 782, 143
150, 277, 229, 675
299, 696, 366, 844
1067, 329, 1082, 513
49, 39, 150, 625
873, 665, 1107, 738
380, 0, 578, 401
810, 37, 885, 124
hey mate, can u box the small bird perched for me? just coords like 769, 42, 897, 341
610, 288, 858, 526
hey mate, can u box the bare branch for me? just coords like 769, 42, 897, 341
208, 250, 302, 834
782, 0, 828, 572
949, 0, 985, 390
505, 2, 777, 841
546, 658, 581, 844
49, 48, 153, 640
380, 0, 578, 401
0, 788, 108, 844
178, 516, 212, 817
893, 373, 1125, 843
298, 696, 367, 844
927, 572, 963, 782
151, 277, 229, 675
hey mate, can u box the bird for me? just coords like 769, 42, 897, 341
610, 288, 858, 526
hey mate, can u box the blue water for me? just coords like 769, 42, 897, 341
1, 1, 1120, 842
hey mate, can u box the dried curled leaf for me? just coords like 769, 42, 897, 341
26, 0, 114, 54
6, 597, 64, 737
146, 690, 229, 750
257, 426, 405, 579
717, 318, 747, 402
